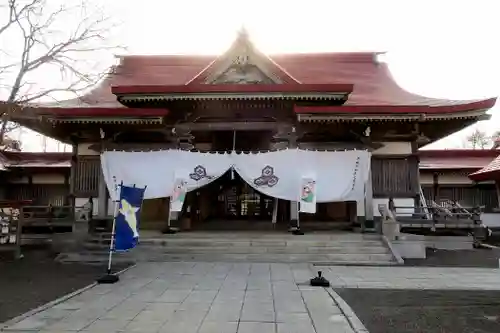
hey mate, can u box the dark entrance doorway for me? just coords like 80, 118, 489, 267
211, 171, 274, 220
190, 170, 280, 230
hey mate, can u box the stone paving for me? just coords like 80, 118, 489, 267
2, 263, 357, 333
319, 266, 500, 290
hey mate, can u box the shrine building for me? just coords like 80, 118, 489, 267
7, 30, 497, 231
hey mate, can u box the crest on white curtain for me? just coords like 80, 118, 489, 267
189, 165, 214, 181
253, 165, 279, 187
299, 177, 316, 214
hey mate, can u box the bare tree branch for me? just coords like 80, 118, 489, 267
465, 129, 491, 149
0, 0, 40, 36
0, 0, 121, 146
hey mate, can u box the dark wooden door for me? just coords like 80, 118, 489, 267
210, 172, 274, 220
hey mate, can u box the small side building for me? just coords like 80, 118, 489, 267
0, 152, 71, 206
420, 149, 500, 212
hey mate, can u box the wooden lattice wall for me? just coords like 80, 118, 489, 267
371, 156, 419, 198
74, 156, 100, 197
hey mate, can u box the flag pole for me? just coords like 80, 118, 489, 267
98, 181, 122, 284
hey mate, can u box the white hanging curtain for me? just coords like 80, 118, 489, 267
173, 151, 232, 193
101, 149, 371, 202
231, 149, 371, 202
101, 150, 232, 200
295, 149, 371, 203
101, 150, 177, 200
231, 149, 299, 201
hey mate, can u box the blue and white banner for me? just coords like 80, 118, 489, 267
114, 185, 146, 252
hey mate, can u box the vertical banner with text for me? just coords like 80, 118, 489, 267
170, 177, 187, 212
299, 177, 317, 214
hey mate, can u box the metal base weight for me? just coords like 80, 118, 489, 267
162, 227, 178, 234
310, 271, 330, 287
97, 274, 119, 284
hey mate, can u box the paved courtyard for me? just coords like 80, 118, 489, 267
318, 266, 500, 290
1, 263, 359, 333
4, 262, 500, 333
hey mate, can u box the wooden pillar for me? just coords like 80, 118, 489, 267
432, 172, 439, 203
97, 166, 108, 218
64, 171, 70, 205
69, 142, 79, 231
495, 180, 500, 209
288, 127, 299, 228
363, 168, 374, 232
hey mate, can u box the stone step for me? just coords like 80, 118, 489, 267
133, 245, 390, 254
84, 238, 387, 248
66, 232, 397, 265
56, 251, 395, 264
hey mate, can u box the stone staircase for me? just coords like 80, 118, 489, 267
56, 231, 399, 265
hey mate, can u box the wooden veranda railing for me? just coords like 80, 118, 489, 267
0, 202, 92, 259
391, 202, 482, 229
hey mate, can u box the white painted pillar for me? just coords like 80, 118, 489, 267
290, 201, 299, 227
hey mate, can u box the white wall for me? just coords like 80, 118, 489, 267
77, 143, 99, 156
7, 173, 66, 184
31, 173, 66, 184
420, 172, 473, 185
373, 142, 412, 155
481, 213, 500, 228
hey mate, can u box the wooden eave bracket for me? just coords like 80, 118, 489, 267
297, 110, 489, 122
117, 92, 349, 103
46, 116, 164, 124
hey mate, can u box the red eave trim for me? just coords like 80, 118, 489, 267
111, 84, 354, 95
294, 98, 497, 114
33, 108, 169, 117
469, 169, 500, 182
419, 149, 500, 158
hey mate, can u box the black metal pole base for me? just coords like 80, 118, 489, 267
97, 274, 119, 284
310, 271, 330, 287
162, 227, 178, 234
289, 226, 304, 235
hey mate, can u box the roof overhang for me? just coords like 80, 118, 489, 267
7, 162, 71, 168
112, 84, 353, 102
469, 170, 500, 182
296, 104, 493, 122
12, 107, 169, 124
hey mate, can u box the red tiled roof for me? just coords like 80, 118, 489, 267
419, 149, 500, 170
26, 51, 496, 116
469, 154, 500, 181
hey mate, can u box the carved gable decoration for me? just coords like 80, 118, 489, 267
202, 29, 285, 85
210, 64, 275, 85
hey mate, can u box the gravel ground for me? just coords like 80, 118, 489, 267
337, 289, 500, 333
404, 248, 500, 268
0, 246, 130, 323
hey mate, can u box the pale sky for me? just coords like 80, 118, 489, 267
4, 0, 500, 151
